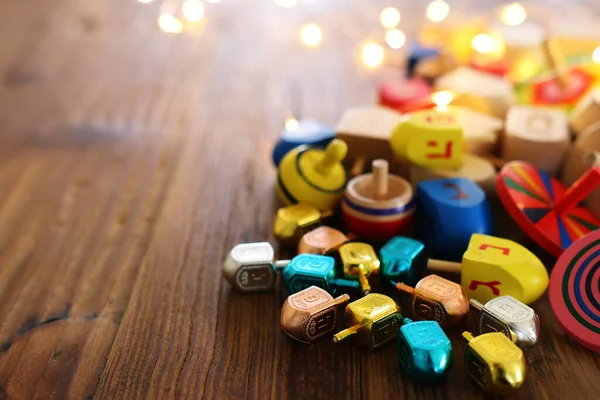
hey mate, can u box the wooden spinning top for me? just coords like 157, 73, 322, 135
342, 159, 414, 239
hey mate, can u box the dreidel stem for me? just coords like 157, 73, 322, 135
333, 293, 351, 306
354, 265, 371, 295
469, 299, 485, 312
462, 331, 475, 342
554, 166, 600, 215
372, 159, 389, 199
542, 38, 569, 89
427, 259, 463, 273
351, 157, 366, 178
401, 317, 413, 326
333, 324, 361, 343
316, 139, 347, 175
396, 283, 414, 295
274, 260, 290, 271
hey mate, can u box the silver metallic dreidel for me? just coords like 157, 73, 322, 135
222, 242, 276, 292
281, 286, 350, 344
470, 296, 540, 348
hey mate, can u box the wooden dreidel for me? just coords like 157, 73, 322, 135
470, 296, 540, 348
273, 203, 332, 244
428, 233, 549, 305
434, 66, 515, 118
550, 230, 600, 353
390, 108, 463, 169
407, 44, 441, 78
378, 78, 432, 111
396, 275, 470, 328
397, 319, 453, 381
502, 106, 569, 175
271, 118, 335, 167
415, 178, 493, 261
297, 226, 353, 255
276, 139, 348, 211
379, 236, 425, 287
280, 286, 350, 344
338, 242, 380, 295
462, 332, 526, 396
342, 160, 415, 239
332, 293, 403, 349
451, 106, 502, 157
222, 242, 277, 292
570, 88, 600, 136
496, 161, 600, 256
409, 154, 497, 195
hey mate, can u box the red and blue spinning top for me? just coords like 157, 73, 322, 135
496, 161, 600, 257
549, 230, 600, 353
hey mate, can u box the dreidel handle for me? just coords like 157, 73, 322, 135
333, 324, 361, 343
372, 159, 389, 199
333, 293, 351, 306
542, 37, 569, 89
351, 157, 366, 178
469, 298, 485, 312
352, 265, 371, 295
396, 282, 414, 295
554, 166, 600, 215
427, 259, 463, 273
274, 260, 290, 271
316, 139, 347, 174
462, 331, 475, 342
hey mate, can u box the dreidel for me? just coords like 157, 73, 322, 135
397, 318, 453, 381
462, 331, 526, 396
338, 242, 380, 295
333, 293, 403, 350
222, 242, 278, 292
396, 275, 469, 328
379, 236, 426, 287
470, 296, 540, 348
281, 286, 350, 344
427, 233, 549, 305
297, 226, 354, 255
273, 203, 333, 244
271, 118, 335, 167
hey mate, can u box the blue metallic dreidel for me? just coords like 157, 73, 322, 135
397, 318, 453, 381
415, 178, 492, 261
276, 254, 360, 296
380, 237, 426, 287
272, 118, 335, 167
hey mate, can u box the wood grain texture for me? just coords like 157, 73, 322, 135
0, 1, 599, 399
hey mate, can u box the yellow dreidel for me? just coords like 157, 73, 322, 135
390, 108, 463, 169
276, 139, 348, 211
427, 234, 549, 305
273, 203, 333, 244
339, 242, 380, 295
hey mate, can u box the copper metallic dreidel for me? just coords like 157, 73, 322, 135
281, 286, 350, 344
462, 331, 526, 396
396, 275, 469, 328
273, 203, 333, 244
470, 296, 540, 348
333, 293, 403, 350
297, 226, 354, 255
339, 242, 380, 295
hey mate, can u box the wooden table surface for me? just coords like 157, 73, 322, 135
1, 1, 599, 399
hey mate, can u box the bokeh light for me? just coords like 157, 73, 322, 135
593, 46, 600, 63
500, 3, 527, 26
385, 29, 406, 50
300, 23, 323, 47
158, 13, 184, 34
432, 91, 453, 108
362, 43, 385, 68
285, 117, 299, 131
472, 33, 494, 54
380, 7, 401, 29
182, 0, 205, 22
426, 1, 450, 23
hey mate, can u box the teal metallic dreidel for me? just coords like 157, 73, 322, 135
380, 237, 426, 286
276, 254, 360, 296
397, 318, 453, 381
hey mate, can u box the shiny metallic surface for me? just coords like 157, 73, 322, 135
222, 242, 276, 292
274, 203, 322, 244
280, 254, 360, 295
298, 226, 350, 255
339, 242, 381, 294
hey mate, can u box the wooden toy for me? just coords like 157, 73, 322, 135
297, 226, 354, 255
427, 233, 549, 305
415, 178, 493, 261
339, 242, 380, 295
549, 230, 600, 353
276, 139, 348, 211
390, 108, 463, 168
462, 332, 526, 396
335, 105, 404, 173
502, 106, 569, 175
570, 88, 600, 136
397, 319, 453, 381
469, 57, 509, 77
470, 296, 540, 348
452, 106, 502, 156
280, 286, 350, 344
222, 242, 277, 292
409, 154, 497, 195
271, 118, 335, 167
342, 160, 415, 239
273, 203, 332, 244
379, 236, 425, 286
496, 161, 600, 256
434, 66, 515, 118
378, 78, 432, 111
396, 274, 469, 328
333, 293, 403, 349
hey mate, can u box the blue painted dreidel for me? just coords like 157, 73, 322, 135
379, 237, 426, 286
415, 177, 492, 261
397, 318, 453, 381
272, 118, 335, 167
407, 43, 441, 78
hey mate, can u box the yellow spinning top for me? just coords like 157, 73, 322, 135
276, 139, 348, 211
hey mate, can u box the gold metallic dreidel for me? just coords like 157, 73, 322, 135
297, 226, 354, 255
281, 286, 350, 344
273, 203, 333, 244
396, 275, 469, 328
339, 242, 380, 295
333, 293, 403, 350
462, 331, 526, 396
470, 296, 540, 348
